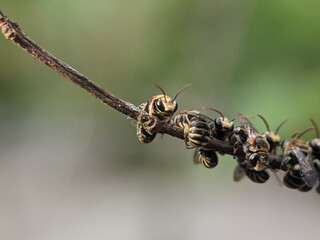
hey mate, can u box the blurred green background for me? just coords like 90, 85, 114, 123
1, 1, 320, 240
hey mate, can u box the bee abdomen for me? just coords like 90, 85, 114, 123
246, 169, 269, 183
171, 114, 189, 129
283, 170, 305, 189
200, 149, 218, 169
194, 149, 218, 169
137, 123, 157, 143
298, 184, 312, 192
188, 119, 211, 147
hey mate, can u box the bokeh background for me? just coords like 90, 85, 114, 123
1, 1, 320, 239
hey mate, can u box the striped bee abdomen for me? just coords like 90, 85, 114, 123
246, 169, 269, 183
188, 118, 212, 148
194, 148, 218, 169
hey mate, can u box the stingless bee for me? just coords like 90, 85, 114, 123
141, 83, 192, 121
197, 108, 254, 142
136, 84, 191, 143
232, 114, 270, 171
257, 114, 288, 154
171, 108, 216, 148
281, 129, 319, 192
172, 108, 220, 169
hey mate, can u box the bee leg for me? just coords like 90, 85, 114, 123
313, 159, 320, 172
233, 141, 244, 158
136, 121, 157, 143
281, 156, 293, 171
137, 102, 148, 121
228, 131, 238, 146
141, 116, 160, 136
183, 125, 193, 148
199, 149, 218, 169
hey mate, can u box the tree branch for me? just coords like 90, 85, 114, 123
0, 11, 282, 168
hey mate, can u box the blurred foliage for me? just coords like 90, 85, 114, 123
1, 0, 320, 171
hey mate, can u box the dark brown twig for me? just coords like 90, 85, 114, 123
0, 11, 282, 167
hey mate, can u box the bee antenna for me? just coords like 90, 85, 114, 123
257, 114, 270, 132
231, 115, 255, 122
297, 128, 314, 139
154, 83, 167, 103
309, 118, 319, 138
290, 131, 299, 139
173, 84, 192, 101
275, 119, 288, 134
200, 107, 224, 119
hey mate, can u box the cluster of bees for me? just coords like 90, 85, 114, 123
136, 84, 320, 194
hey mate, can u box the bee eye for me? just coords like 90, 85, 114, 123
310, 140, 320, 151
265, 135, 273, 145
249, 153, 260, 167
230, 124, 234, 132
173, 102, 178, 113
156, 99, 165, 112
215, 118, 223, 129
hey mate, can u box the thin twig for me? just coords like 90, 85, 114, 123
0, 11, 282, 168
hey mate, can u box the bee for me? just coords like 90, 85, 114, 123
233, 161, 270, 184
137, 84, 191, 143
172, 109, 218, 169
232, 114, 270, 171
193, 148, 218, 169
172, 109, 216, 168
257, 114, 288, 154
204, 108, 253, 142
171, 109, 215, 148
141, 83, 191, 121
281, 129, 319, 192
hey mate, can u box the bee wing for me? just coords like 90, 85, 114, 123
197, 113, 215, 125
236, 113, 258, 135
193, 148, 201, 165
233, 165, 246, 182
181, 111, 212, 124
293, 149, 318, 187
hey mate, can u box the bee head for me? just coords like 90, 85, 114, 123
309, 138, 320, 152
154, 96, 178, 116
249, 152, 269, 171
264, 132, 281, 147
214, 117, 234, 132
152, 84, 191, 119
254, 135, 270, 152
